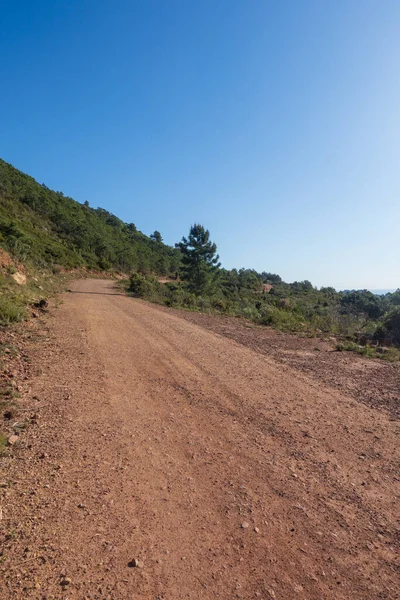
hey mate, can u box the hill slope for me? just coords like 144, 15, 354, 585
0, 158, 180, 274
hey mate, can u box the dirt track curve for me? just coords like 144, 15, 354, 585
1, 279, 399, 599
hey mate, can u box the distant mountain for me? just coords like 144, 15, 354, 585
370, 289, 397, 296
0, 159, 180, 274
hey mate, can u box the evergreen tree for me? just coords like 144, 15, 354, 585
150, 230, 162, 243
176, 224, 220, 294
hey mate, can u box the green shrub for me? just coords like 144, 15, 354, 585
241, 305, 261, 321
260, 306, 305, 331
128, 273, 165, 300
98, 259, 112, 271
336, 340, 400, 362
211, 298, 228, 311
381, 346, 400, 362
0, 294, 27, 324
379, 307, 400, 345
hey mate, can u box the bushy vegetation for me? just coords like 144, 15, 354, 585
336, 340, 400, 362
0, 293, 27, 325
126, 224, 400, 359
0, 158, 180, 274
0, 262, 74, 325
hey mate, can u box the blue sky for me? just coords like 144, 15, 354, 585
1, 0, 399, 289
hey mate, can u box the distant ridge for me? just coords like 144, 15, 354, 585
370, 289, 396, 296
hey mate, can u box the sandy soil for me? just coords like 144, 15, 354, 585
1, 279, 399, 599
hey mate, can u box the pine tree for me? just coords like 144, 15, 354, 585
150, 230, 162, 243
176, 224, 220, 294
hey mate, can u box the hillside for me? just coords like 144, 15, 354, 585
0, 158, 180, 274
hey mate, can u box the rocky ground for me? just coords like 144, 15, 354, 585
156, 306, 400, 419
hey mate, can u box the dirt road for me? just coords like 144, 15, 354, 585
1, 279, 399, 599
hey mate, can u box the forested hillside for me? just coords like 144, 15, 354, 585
0, 159, 180, 274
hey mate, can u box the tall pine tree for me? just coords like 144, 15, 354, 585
176, 224, 221, 294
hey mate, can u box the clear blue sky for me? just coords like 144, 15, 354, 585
1, 0, 399, 289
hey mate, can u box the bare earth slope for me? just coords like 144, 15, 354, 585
1, 279, 399, 599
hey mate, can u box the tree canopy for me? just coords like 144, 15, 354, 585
150, 230, 163, 243
176, 224, 220, 294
